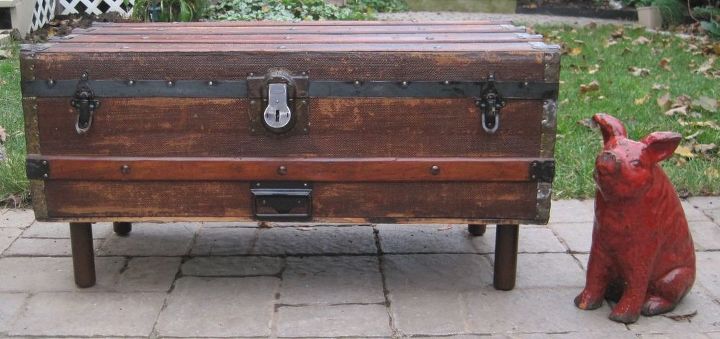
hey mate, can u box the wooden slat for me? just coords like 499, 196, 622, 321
90, 20, 514, 27
29, 155, 545, 182
42, 42, 540, 53
64, 32, 541, 44
42, 181, 538, 220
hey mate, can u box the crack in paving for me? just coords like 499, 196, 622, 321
373, 225, 402, 339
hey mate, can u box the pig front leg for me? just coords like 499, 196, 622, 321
575, 244, 613, 310
609, 261, 653, 324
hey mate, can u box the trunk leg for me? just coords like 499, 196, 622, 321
493, 224, 519, 291
113, 222, 132, 236
468, 224, 486, 236
70, 222, 96, 288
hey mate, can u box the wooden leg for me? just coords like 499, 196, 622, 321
493, 224, 519, 291
70, 222, 96, 288
113, 222, 132, 236
468, 224, 486, 236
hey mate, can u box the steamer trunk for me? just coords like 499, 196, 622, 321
21, 21, 560, 289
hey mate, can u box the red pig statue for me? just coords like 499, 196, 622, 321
574, 113, 695, 324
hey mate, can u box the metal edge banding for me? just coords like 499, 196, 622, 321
23, 80, 558, 99
30, 181, 48, 220
536, 182, 552, 223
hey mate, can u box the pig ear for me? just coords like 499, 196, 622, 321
641, 132, 681, 164
593, 113, 627, 144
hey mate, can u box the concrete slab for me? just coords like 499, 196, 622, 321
0, 228, 21, 254
280, 256, 384, 305
3, 237, 99, 256
99, 223, 198, 256
0, 210, 35, 229
252, 226, 377, 255
0, 293, 27, 333
696, 252, 720, 299
182, 256, 284, 277
548, 200, 595, 224
510, 253, 586, 289
683, 201, 715, 222
155, 277, 278, 337
383, 254, 493, 292
0, 257, 125, 292
190, 227, 256, 256
627, 287, 720, 333
9, 292, 165, 337
276, 304, 391, 337
550, 222, 593, 253
115, 257, 181, 292
691, 221, 720, 251
377, 224, 478, 254
21, 221, 112, 239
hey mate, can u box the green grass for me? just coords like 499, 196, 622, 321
534, 24, 720, 198
0, 25, 718, 203
0, 43, 28, 205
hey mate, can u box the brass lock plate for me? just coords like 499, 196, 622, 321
247, 69, 309, 137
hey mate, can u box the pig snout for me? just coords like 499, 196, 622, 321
596, 151, 620, 175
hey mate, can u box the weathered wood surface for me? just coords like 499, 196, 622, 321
29, 155, 546, 182
90, 20, 514, 27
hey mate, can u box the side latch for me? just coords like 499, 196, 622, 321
475, 74, 506, 133
71, 72, 100, 134
529, 160, 555, 183
247, 69, 309, 136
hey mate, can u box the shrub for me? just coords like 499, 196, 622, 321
132, 0, 210, 21
209, 0, 406, 21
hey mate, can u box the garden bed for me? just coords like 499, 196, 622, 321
517, 0, 638, 20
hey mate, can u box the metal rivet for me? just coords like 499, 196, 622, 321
167, 81, 174, 87
443, 80, 450, 85
81, 72, 88, 80
277, 165, 288, 175
302, 71, 308, 75
250, 100, 256, 104
41, 160, 48, 165
279, 45, 287, 49
128, 80, 135, 86
353, 80, 361, 87
430, 165, 440, 175
249, 72, 255, 76
120, 165, 130, 175
301, 100, 307, 104
303, 183, 308, 187
401, 81, 409, 87
42, 173, 48, 178
523, 81, 529, 87
32, 105, 38, 110
251, 128, 256, 132
47, 79, 55, 87
208, 81, 214, 86
256, 182, 261, 187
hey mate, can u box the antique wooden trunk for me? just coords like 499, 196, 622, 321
20, 21, 560, 289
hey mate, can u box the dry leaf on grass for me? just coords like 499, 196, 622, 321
580, 80, 600, 94
665, 106, 688, 116
629, 67, 651, 77
706, 167, 720, 179
577, 117, 597, 129
634, 94, 651, 105
674, 145, 695, 158
652, 83, 669, 91
588, 64, 600, 74
657, 93, 673, 111
632, 36, 651, 45
568, 47, 583, 56
693, 143, 717, 154
693, 96, 718, 113
611, 27, 624, 39
659, 58, 672, 71
696, 56, 716, 75
0, 125, 6, 143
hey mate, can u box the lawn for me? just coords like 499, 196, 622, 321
0, 24, 718, 204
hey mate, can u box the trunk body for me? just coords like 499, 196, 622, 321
21, 21, 560, 224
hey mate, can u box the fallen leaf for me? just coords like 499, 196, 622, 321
588, 64, 600, 74
684, 130, 702, 140
674, 145, 695, 158
577, 117, 597, 129
629, 67, 651, 77
258, 221, 273, 228
662, 310, 697, 322
696, 56, 716, 74
604, 39, 618, 48
659, 58, 672, 71
568, 47, 583, 56
633, 36, 651, 45
675, 95, 693, 107
652, 83, 669, 91
0, 49, 11, 60
0, 125, 6, 143
688, 121, 720, 130
693, 96, 718, 113
634, 94, 651, 105
713, 42, 720, 55
611, 27, 624, 39
657, 93, 673, 111
693, 143, 717, 154
580, 80, 600, 94
664, 106, 688, 116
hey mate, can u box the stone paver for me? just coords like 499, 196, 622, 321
182, 256, 284, 276
511, 253, 586, 288
550, 222, 593, 253
115, 257, 181, 292
21, 221, 112, 239
384, 254, 493, 292
689, 196, 720, 222
281, 256, 384, 305
377, 224, 479, 253
0, 210, 35, 229
0, 257, 125, 292
277, 304, 392, 337
683, 201, 715, 222
190, 227, 256, 256
0, 293, 27, 333
202, 221, 260, 228
10, 292, 165, 337
3, 237, 97, 256
548, 200, 595, 224
253, 225, 376, 255
155, 277, 279, 337
0, 228, 21, 254
99, 223, 198, 256
691, 222, 720, 251
628, 287, 720, 334
696, 252, 720, 299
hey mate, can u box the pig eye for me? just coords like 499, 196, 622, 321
630, 160, 642, 168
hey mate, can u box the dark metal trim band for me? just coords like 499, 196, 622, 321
23, 80, 558, 99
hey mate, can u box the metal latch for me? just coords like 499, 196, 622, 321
71, 72, 100, 134
263, 83, 293, 132
247, 69, 309, 136
251, 182, 312, 220
476, 74, 506, 133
